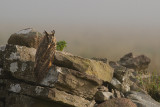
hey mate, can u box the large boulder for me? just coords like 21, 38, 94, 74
118, 53, 151, 71
126, 91, 160, 107
96, 98, 137, 107
53, 51, 114, 82
8, 28, 43, 49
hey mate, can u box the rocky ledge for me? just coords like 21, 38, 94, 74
0, 28, 160, 107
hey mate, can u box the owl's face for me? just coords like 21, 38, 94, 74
44, 30, 56, 45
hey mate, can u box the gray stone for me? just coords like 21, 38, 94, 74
126, 91, 160, 107
111, 78, 121, 89
119, 53, 151, 71
8, 28, 43, 49
95, 91, 114, 103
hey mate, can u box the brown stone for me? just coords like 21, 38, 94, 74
53, 51, 114, 82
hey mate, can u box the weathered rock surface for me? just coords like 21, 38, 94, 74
8, 28, 43, 49
96, 98, 137, 107
2, 44, 36, 82
118, 53, 151, 71
54, 51, 114, 82
126, 91, 160, 107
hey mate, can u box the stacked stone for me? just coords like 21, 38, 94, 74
0, 28, 160, 107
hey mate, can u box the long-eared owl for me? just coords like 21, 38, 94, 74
34, 30, 56, 82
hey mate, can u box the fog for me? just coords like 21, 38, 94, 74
0, 0, 160, 71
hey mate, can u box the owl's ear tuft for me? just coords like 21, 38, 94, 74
51, 30, 55, 36
44, 30, 50, 42
44, 30, 49, 36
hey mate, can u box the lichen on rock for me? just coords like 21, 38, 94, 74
9, 84, 21, 93
10, 62, 18, 73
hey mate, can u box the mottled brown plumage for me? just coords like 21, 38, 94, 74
34, 30, 56, 82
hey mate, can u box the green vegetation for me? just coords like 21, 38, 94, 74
138, 72, 160, 102
56, 41, 67, 51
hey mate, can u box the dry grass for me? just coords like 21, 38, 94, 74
138, 71, 160, 102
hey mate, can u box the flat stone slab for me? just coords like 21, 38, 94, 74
4, 79, 94, 107
126, 91, 160, 107
54, 51, 114, 82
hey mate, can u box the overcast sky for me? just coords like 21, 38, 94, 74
0, 0, 160, 70
0, 0, 160, 50
1, 0, 160, 38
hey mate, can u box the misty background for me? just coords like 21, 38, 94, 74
0, 0, 160, 71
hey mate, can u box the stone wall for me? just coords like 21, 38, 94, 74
0, 28, 160, 107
